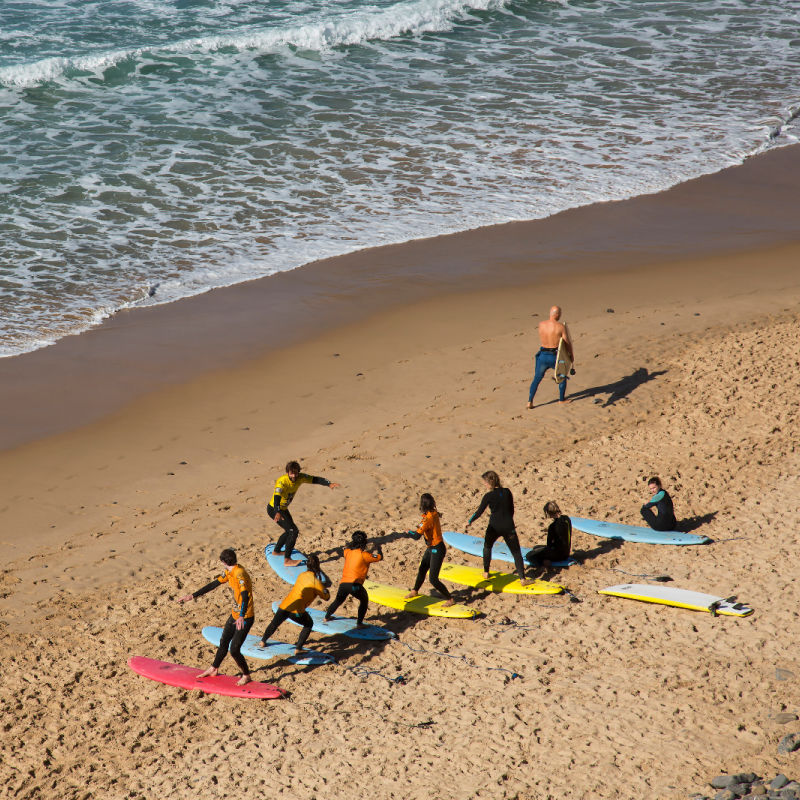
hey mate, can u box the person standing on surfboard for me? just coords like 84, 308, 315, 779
177, 548, 255, 686
526, 501, 573, 569
404, 493, 455, 607
268, 460, 340, 568
466, 470, 532, 586
527, 305, 574, 409
256, 553, 331, 652
640, 477, 677, 531
324, 531, 382, 627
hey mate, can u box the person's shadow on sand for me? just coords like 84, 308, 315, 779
569, 367, 667, 407
677, 511, 717, 533
528, 537, 624, 580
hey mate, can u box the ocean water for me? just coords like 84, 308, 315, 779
1, 0, 798, 357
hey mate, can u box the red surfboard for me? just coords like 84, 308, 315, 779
128, 656, 286, 699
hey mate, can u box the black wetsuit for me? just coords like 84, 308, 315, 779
469, 487, 526, 580
325, 582, 370, 624
413, 544, 450, 599
640, 490, 676, 531
193, 580, 253, 674
527, 515, 572, 565
261, 607, 315, 650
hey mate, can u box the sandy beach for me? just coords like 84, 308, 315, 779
1, 145, 800, 800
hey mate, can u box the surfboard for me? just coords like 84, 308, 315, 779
443, 530, 577, 568
128, 656, 286, 698
598, 584, 753, 617
361, 579, 477, 618
553, 337, 572, 384
268, 604, 395, 640
264, 543, 332, 585
201, 627, 336, 665
571, 517, 710, 545
439, 562, 564, 595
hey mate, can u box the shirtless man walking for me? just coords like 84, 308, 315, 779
527, 305, 574, 409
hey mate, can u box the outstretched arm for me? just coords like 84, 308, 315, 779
177, 579, 220, 604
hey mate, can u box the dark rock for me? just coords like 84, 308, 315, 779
777, 733, 800, 754
712, 776, 738, 790
715, 790, 736, 800
770, 777, 789, 791
730, 784, 754, 798
773, 713, 799, 725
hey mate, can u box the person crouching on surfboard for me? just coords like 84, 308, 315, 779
268, 460, 340, 568
404, 493, 455, 607
526, 502, 572, 570
640, 477, 677, 532
466, 470, 532, 586
256, 553, 331, 652
527, 304, 574, 409
324, 531, 382, 628
177, 548, 255, 686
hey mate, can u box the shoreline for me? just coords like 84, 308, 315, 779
1, 143, 799, 451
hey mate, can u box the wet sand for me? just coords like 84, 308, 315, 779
1, 145, 799, 800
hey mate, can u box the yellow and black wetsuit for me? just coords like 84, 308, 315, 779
267, 472, 331, 555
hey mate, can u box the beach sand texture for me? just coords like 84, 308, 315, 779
1, 150, 799, 799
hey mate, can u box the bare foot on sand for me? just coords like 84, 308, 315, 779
526, 402, 534, 410
197, 667, 218, 679
559, 399, 571, 405
236, 674, 252, 686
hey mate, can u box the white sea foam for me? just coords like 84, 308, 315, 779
0, 0, 507, 88
1, 0, 799, 357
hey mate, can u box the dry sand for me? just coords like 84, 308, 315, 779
1, 148, 799, 800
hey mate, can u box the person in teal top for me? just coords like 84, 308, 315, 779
640, 477, 676, 531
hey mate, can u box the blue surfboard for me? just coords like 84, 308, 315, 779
264, 543, 332, 586
201, 626, 335, 665
570, 517, 710, 545
269, 602, 395, 641
443, 530, 577, 568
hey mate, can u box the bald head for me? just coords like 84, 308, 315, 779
549, 305, 562, 320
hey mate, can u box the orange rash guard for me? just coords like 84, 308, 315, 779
216, 565, 254, 620
417, 510, 443, 547
279, 570, 330, 613
340, 547, 382, 584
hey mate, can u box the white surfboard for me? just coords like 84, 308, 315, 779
598, 583, 753, 617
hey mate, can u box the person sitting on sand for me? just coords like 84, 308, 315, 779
404, 493, 454, 607
178, 548, 255, 686
324, 530, 382, 627
527, 304, 575, 409
466, 470, 531, 585
526, 501, 572, 569
257, 553, 331, 652
640, 476, 677, 532
268, 460, 340, 567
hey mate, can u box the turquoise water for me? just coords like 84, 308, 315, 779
1, 0, 798, 356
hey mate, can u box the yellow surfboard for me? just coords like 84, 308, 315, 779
598, 584, 753, 617
439, 563, 564, 595
362, 579, 477, 619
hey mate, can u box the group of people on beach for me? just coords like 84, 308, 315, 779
177, 304, 678, 685
178, 459, 578, 685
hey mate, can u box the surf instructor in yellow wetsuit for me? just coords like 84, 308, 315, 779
268, 460, 340, 567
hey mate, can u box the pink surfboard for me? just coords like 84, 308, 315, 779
128, 656, 286, 699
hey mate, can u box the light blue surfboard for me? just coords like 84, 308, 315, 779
570, 517, 710, 545
269, 602, 395, 641
264, 543, 332, 586
201, 626, 335, 665
443, 530, 577, 568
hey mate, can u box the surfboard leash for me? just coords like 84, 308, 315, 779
610, 568, 672, 582
392, 639, 521, 681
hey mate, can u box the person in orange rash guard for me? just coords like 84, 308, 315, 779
324, 531, 383, 627
404, 493, 454, 606
256, 553, 330, 651
178, 548, 255, 686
